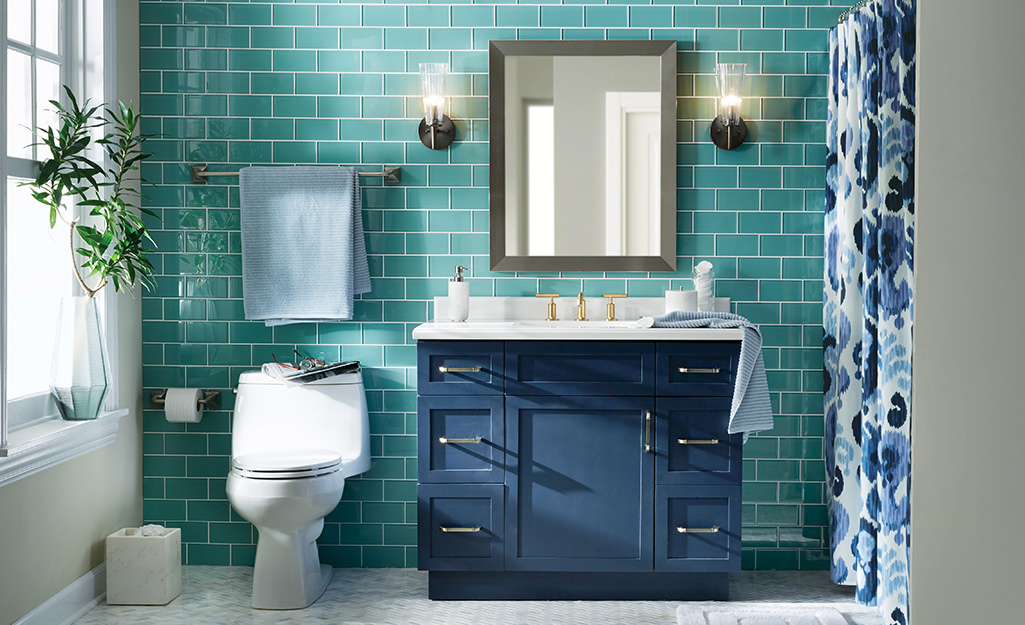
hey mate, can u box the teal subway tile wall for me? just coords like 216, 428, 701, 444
140, 0, 852, 571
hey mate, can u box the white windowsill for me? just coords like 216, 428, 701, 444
0, 409, 128, 488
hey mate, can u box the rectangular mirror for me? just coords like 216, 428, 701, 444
489, 40, 677, 272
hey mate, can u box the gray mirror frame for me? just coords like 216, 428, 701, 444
489, 39, 678, 273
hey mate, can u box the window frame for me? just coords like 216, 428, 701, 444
0, 0, 126, 482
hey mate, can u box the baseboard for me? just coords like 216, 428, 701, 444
14, 562, 106, 625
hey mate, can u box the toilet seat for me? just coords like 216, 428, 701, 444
231, 449, 342, 479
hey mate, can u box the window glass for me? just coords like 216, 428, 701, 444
36, 0, 60, 55
36, 57, 62, 138
7, 0, 32, 46
6, 49, 34, 159
4, 178, 71, 400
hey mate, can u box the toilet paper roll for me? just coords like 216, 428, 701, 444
665, 290, 698, 313
164, 388, 204, 423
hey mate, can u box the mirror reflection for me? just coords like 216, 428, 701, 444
489, 40, 677, 272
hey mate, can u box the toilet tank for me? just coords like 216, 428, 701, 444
232, 370, 371, 478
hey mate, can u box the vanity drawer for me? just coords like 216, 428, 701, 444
505, 341, 655, 396
655, 485, 741, 572
655, 397, 742, 486
656, 342, 741, 396
418, 484, 505, 571
418, 396, 504, 484
418, 341, 504, 395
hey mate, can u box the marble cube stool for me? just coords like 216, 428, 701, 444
106, 527, 182, 605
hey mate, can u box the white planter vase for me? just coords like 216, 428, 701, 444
50, 296, 110, 420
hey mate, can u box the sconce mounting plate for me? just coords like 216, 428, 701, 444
710, 117, 748, 150
419, 115, 456, 150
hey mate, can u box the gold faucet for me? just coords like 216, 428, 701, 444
603, 293, 626, 321
576, 293, 587, 321
536, 293, 559, 321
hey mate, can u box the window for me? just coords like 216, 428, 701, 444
1, 0, 125, 482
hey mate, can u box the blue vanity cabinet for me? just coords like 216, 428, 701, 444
505, 395, 654, 572
416, 338, 744, 600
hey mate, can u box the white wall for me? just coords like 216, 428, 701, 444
0, 2, 142, 623
912, 0, 1025, 623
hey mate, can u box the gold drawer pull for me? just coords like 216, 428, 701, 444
438, 366, 482, 373
440, 525, 482, 533
678, 367, 721, 374
677, 438, 720, 445
677, 525, 720, 534
438, 437, 483, 444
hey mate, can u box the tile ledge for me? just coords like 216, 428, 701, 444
0, 409, 128, 487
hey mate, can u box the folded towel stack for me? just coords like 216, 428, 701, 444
240, 166, 370, 326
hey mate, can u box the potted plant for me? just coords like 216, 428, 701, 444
25, 86, 156, 420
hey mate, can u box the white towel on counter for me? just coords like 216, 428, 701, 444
240, 166, 370, 326
647, 311, 774, 438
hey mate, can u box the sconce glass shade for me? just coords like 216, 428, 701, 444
418, 62, 455, 149
711, 62, 747, 150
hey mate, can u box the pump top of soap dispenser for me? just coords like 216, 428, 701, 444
452, 265, 466, 282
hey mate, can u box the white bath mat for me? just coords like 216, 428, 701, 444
676, 604, 849, 625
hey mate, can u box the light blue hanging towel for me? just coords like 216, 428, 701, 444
240, 166, 371, 326
650, 311, 774, 437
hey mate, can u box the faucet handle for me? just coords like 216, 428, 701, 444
536, 293, 559, 321
603, 293, 627, 321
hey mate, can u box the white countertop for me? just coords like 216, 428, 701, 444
412, 320, 744, 341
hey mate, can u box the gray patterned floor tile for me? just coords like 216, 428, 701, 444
73, 567, 881, 625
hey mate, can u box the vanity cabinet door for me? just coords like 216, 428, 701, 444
655, 397, 742, 486
505, 341, 655, 396
418, 484, 505, 571
418, 341, 504, 395
418, 395, 504, 484
505, 396, 654, 572
655, 485, 742, 572
656, 342, 740, 397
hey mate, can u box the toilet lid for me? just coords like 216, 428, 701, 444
231, 449, 342, 479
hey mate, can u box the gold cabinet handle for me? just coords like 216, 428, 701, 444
677, 438, 720, 445
440, 526, 482, 533
438, 437, 483, 444
645, 410, 652, 453
677, 367, 721, 374
677, 525, 720, 534
438, 366, 482, 373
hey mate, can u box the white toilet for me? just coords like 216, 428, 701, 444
225, 369, 370, 610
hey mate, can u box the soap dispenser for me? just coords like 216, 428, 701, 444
448, 265, 469, 322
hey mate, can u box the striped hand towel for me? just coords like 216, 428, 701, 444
650, 311, 774, 437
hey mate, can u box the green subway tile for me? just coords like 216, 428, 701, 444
362, 546, 406, 568
143, 499, 186, 522
229, 141, 272, 163
228, 4, 271, 26
143, 455, 186, 479
783, 167, 824, 189
140, 48, 182, 71
694, 166, 738, 188
756, 548, 799, 570
273, 50, 316, 72
541, 6, 583, 27
206, 26, 249, 48
209, 344, 250, 366
674, 6, 717, 27
383, 479, 416, 502
739, 166, 782, 189
296, 73, 339, 95
225, 50, 269, 72
451, 233, 487, 255
141, 2, 182, 25
693, 211, 737, 234
251, 26, 294, 49
363, 4, 405, 27
209, 522, 253, 545
785, 29, 826, 52
583, 6, 628, 27
407, 5, 448, 28
272, 141, 315, 163
185, 49, 227, 72
342, 28, 383, 50
162, 25, 204, 47
184, 95, 227, 118
184, 3, 226, 25
272, 4, 315, 27
297, 27, 339, 50
716, 189, 759, 211
807, 53, 829, 75
762, 52, 805, 75
760, 234, 804, 256
739, 212, 781, 234
785, 75, 827, 98
318, 4, 360, 27
319, 51, 361, 74
808, 6, 847, 29
187, 544, 230, 566
764, 7, 807, 29
272, 95, 314, 118
497, 6, 539, 27
715, 234, 759, 256
760, 280, 804, 302
783, 212, 823, 235
720, 6, 761, 28
628, 5, 672, 27
252, 73, 294, 95
386, 27, 427, 50
696, 28, 739, 51
452, 5, 493, 27
295, 119, 338, 141
318, 142, 361, 164
783, 258, 822, 280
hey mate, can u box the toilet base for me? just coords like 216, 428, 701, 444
250, 521, 334, 610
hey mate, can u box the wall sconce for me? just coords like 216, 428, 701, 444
418, 62, 456, 150
710, 63, 747, 150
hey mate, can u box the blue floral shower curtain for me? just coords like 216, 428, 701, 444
824, 1, 915, 624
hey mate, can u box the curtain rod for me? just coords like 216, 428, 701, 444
190, 164, 401, 185
838, 0, 879, 23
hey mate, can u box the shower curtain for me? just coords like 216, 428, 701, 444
824, 1, 915, 624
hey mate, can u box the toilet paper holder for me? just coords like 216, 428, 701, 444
150, 389, 221, 411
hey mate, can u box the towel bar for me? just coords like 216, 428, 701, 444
149, 389, 221, 411
191, 164, 401, 185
